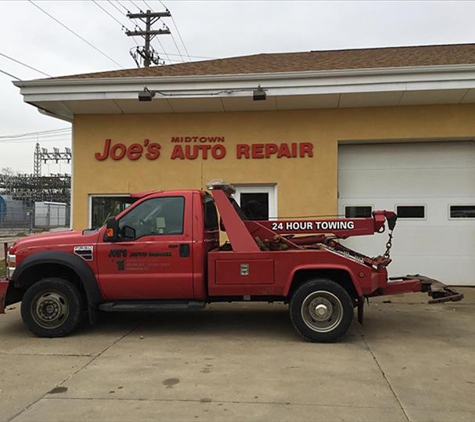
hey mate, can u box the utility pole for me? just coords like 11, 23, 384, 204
33, 144, 72, 177
34, 143, 42, 177
126, 10, 171, 67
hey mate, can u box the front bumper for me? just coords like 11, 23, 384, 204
377, 274, 464, 304
0, 277, 9, 314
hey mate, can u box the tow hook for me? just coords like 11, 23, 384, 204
411, 275, 465, 304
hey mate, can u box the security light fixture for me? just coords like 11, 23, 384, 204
138, 87, 156, 102
253, 85, 267, 101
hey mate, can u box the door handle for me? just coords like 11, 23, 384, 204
179, 244, 190, 258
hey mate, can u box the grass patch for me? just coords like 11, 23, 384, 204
0, 260, 5, 277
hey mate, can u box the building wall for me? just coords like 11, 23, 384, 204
72, 104, 475, 229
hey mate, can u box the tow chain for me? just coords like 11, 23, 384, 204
383, 230, 394, 259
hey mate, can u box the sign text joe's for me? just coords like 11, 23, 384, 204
95, 137, 314, 161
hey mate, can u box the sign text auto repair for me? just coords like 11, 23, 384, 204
94, 136, 314, 161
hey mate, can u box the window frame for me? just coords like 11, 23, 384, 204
88, 194, 133, 229
232, 184, 278, 220
203, 193, 219, 230
448, 204, 475, 220
344, 205, 373, 219
117, 195, 186, 240
394, 204, 427, 221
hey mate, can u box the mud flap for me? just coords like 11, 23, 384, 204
357, 297, 364, 324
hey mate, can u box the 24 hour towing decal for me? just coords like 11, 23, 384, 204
253, 219, 373, 236
270, 221, 355, 231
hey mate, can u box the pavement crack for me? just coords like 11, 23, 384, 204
42, 396, 396, 410
358, 326, 410, 421
0, 352, 95, 357
7, 319, 146, 422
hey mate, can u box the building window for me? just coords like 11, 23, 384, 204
240, 193, 269, 220
450, 205, 475, 219
345, 206, 372, 218
396, 205, 425, 219
90, 196, 135, 229
233, 185, 277, 220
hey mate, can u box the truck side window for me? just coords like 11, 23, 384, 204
203, 195, 218, 230
118, 196, 185, 239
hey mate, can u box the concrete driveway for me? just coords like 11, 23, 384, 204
0, 290, 474, 422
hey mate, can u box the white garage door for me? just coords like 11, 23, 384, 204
338, 142, 475, 286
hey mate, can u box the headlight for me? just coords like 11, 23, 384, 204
7, 253, 16, 267
6, 253, 16, 279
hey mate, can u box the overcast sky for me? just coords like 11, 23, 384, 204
2, 0, 475, 174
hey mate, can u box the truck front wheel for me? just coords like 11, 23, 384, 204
290, 279, 354, 343
21, 278, 84, 338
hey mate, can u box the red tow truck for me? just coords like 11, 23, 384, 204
0, 180, 463, 342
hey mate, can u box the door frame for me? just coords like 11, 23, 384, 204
232, 184, 278, 220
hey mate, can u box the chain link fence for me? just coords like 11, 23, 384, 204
0, 203, 70, 236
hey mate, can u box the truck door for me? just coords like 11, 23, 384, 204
97, 194, 194, 300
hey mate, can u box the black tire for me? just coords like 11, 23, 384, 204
21, 277, 84, 338
289, 278, 354, 343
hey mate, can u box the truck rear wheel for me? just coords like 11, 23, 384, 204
290, 279, 354, 343
21, 278, 84, 338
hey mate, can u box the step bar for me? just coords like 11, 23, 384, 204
99, 300, 206, 312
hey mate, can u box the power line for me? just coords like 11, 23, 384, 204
0, 52, 52, 78
116, 1, 131, 13
128, 0, 143, 12
0, 128, 71, 140
0, 68, 20, 80
93, 0, 126, 29
102, 1, 139, 47
153, 36, 172, 64
170, 15, 191, 62
155, 1, 189, 62
165, 22, 184, 63
0, 135, 72, 143
108, 0, 127, 15
157, 0, 168, 10
28, 1, 124, 69
0, 138, 71, 144
146, 50, 214, 60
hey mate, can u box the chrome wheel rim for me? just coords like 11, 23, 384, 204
32, 291, 69, 329
301, 291, 343, 333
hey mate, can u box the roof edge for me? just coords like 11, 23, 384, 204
13, 64, 475, 88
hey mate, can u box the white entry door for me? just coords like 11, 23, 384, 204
233, 185, 277, 220
338, 142, 475, 286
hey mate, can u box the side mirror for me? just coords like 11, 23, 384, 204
105, 217, 119, 242
121, 225, 136, 240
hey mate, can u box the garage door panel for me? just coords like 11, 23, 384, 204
388, 257, 475, 285
344, 226, 474, 257
339, 142, 475, 170
342, 198, 475, 225
339, 168, 475, 198
339, 141, 475, 286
